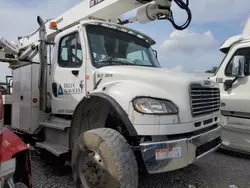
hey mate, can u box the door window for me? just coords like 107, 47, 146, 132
58, 32, 83, 68
225, 47, 250, 77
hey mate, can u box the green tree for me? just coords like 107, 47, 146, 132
205, 66, 218, 73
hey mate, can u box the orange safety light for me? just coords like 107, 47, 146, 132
50, 21, 57, 30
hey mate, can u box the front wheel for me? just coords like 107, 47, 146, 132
71, 128, 139, 188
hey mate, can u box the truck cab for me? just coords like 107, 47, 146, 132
51, 19, 223, 171
209, 16, 250, 154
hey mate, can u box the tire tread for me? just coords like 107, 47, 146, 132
87, 128, 138, 188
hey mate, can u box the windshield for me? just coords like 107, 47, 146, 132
86, 25, 160, 68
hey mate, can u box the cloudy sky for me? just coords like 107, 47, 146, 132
0, 0, 249, 81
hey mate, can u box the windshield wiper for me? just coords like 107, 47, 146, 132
98, 60, 135, 66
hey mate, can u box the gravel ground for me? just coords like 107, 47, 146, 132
31, 150, 250, 188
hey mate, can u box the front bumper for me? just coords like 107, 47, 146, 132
140, 125, 222, 174
221, 124, 250, 154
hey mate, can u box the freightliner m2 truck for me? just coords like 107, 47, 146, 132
0, 0, 222, 187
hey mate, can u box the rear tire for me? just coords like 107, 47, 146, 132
71, 128, 139, 188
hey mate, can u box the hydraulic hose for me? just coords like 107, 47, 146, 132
158, 0, 192, 30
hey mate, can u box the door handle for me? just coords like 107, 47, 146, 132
72, 70, 79, 76
52, 83, 58, 97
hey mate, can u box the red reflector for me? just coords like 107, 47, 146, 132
33, 98, 38, 103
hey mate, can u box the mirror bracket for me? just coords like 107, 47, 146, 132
153, 49, 158, 59
224, 77, 238, 91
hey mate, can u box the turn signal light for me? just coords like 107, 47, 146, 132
50, 21, 57, 30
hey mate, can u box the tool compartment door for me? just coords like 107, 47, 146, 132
12, 65, 32, 132
20, 65, 32, 132
12, 68, 21, 129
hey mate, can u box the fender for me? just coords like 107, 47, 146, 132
90, 92, 138, 136
97, 80, 183, 120
97, 80, 179, 111
0, 128, 29, 162
69, 92, 138, 149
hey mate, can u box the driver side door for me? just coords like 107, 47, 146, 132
51, 29, 86, 115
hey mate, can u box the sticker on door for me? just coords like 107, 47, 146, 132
58, 80, 84, 96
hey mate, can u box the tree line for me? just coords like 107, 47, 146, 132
205, 66, 218, 73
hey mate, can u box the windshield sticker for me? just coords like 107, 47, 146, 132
90, 0, 104, 8
58, 80, 84, 96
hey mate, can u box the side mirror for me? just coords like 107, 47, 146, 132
231, 55, 245, 78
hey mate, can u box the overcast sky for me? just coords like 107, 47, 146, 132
0, 0, 250, 81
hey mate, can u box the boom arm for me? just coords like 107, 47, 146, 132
17, 0, 191, 49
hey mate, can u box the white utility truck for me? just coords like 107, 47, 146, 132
209, 16, 250, 154
0, 0, 222, 187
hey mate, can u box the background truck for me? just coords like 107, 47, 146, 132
209, 16, 250, 154
0, 91, 32, 188
0, 0, 222, 187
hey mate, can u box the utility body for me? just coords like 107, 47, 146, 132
209, 16, 250, 154
0, 0, 222, 187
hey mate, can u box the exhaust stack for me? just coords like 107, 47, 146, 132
37, 16, 48, 112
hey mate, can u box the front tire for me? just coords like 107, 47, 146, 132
71, 128, 139, 188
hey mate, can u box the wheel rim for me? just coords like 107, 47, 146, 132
78, 150, 106, 188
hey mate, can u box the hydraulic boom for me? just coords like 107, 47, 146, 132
17, 0, 191, 49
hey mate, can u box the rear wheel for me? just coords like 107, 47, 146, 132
71, 128, 138, 188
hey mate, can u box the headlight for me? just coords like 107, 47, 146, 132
133, 97, 178, 115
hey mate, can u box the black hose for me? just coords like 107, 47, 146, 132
171, 0, 192, 30
158, 0, 192, 30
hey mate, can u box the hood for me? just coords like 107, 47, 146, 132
94, 66, 209, 88
93, 66, 218, 123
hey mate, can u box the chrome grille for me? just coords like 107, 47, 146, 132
190, 84, 220, 117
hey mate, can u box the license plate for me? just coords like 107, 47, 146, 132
155, 147, 182, 160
